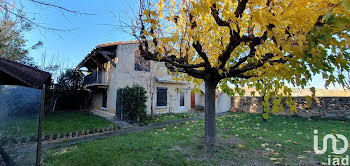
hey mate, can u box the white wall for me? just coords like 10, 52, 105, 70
103, 43, 196, 115
216, 92, 232, 113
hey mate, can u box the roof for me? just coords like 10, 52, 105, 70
97, 40, 138, 48
0, 57, 51, 89
76, 40, 138, 70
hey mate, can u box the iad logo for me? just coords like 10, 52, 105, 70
313, 129, 349, 165
314, 129, 349, 154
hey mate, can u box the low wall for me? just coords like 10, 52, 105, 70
231, 97, 350, 119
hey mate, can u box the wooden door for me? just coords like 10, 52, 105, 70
191, 92, 195, 108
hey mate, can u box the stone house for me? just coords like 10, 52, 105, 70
76, 41, 220, 118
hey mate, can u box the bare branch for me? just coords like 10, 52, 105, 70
28, 0, 93, 15
0, 4, 73, 32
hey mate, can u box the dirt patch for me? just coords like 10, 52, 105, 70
217, 134, 245, 146
181, 135, 275, 166
169, 145, 183, 151
52, 145, 77, 155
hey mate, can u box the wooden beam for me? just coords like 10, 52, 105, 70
91, 57, 106, 71
100, 51, 116, 68
100, 50, 115, 57
78, 70, 86, 76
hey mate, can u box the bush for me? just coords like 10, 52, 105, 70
118, 85, 147, 123
51, 69, 87, 110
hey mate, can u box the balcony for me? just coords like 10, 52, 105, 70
83, 70, 109, 88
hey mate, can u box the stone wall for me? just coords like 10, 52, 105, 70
231, 96, 350, 119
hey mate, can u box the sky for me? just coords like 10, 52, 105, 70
21, 0, 138, 71
18, 0, 345, 89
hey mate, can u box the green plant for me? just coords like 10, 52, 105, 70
118, 85, 147, 123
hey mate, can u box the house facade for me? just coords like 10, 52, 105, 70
76, 41, 211, 117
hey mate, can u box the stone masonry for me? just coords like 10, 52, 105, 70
231, 97, 350, 119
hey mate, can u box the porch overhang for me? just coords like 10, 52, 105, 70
76, 40, 138, 74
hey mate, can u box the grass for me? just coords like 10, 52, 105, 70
0, 114, 39, 141
143, 112, 200, 125
0, 110, 113, 142
43, 112, 350, 166
42, 110, 113, 135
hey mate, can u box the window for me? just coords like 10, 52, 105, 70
157, 87, 167, 107
134, 49, 150, 72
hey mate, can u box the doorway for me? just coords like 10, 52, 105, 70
179, 91, 185, 111
191, 92, 195, 108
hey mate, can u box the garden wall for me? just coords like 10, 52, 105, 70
231, 96, 350, 119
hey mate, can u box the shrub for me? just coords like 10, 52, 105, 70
118, 85, 147, 123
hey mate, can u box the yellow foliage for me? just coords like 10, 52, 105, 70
141, 0, 350, 116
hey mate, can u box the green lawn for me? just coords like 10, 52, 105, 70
43, 110, 113, 135
0, 115, 39, 142
143, 112, 200, 125
0, 110, 113, 142
43, 112, 350, 166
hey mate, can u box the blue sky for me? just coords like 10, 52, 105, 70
22, 0, 137, 69
19, 0, 343, 89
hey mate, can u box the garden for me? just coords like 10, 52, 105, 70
43, 112, 350, 166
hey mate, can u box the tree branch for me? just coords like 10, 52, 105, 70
234, 0, 249, 18
210, 3, 230, 27
192, 41, 211, 68
0, 4, 72, 32
187, 11, 211, 69
137, 11, 207, 79
210, 3, 242, 69
28, 0, 93, 15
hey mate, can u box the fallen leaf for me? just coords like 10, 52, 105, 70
270, 158, 283, 161
238, 144, 246, 148
275, 144, 282, 147
297, 155, 306, 159
266, 148, 274, 152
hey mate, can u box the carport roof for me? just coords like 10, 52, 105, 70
0, 57, 51, 89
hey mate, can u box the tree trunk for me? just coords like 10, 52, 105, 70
204, 79, 218, 146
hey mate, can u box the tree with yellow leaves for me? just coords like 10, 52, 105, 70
135, 0, 350, 146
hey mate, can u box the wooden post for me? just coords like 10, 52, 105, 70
36, 84, 45, 166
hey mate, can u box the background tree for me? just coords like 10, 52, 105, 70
0, 2, 43, 65
56, 69, 83, 92
135, 0, 350, 145
53, 69, 85, 110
